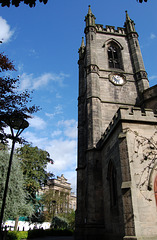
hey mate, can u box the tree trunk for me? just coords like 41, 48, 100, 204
14, 216, 19, 231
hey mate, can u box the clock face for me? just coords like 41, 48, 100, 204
110, 74, 125, 85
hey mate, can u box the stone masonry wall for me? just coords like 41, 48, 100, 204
99, 107, 157, 239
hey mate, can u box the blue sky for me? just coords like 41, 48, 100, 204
0, 0, 157, 192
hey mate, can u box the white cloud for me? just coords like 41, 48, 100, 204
33, 73, 53, 89
64, 125, 77, 139
22, 117, 77, 192
149, 75, 157, 87
0, 16, 14, 43
19, 73, 33, 90
56, 93, 62, 99
150, 33, 156, 40
58, 119, 76, 127
46, 138, 77, 173
22, 132, 77, 175
18, 63, 24, 73
28, 49, 38, 57
23, 131, 77, 176
45, 120, 77, 185
23, 131, 48, 148
20, 72, 69, 91
58, 119, 77, 139
28, 116, 47, 130
51, 130, 62, 138
45, 113, 55, 118
149, 75, 157, 80
45, 105, 63, 119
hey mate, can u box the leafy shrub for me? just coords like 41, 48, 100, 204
17, 231, 28, 239
27, 229, 46, 238
28, 229, 74, 238
57, 210, 75, 230
6, 231, 17, 240
51, 216, 68, 229
54, 229, 73, 236
7, 231, 28, 240
46, 229, 73, 236
6, 228, 74, 239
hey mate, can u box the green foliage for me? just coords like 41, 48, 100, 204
49, 229, 73, 236
6, 229, 73, 240
7, 231, 28, 240
27, 229, 46, 239
137, 0, 148, 2
58, 210, 75, 230
41, 188, 75, 228
17, 144, 53, 199
51, 211, 75, 230
0, 52, 39, 143
0, 145, 33, 221
0, 0, 147, 7
0, 0, 48, 8
6, 231, 18, 240
27, 229, 73, 238
40, 189, 55, 221
16, 144, 53, 221
51, 216, 68, 230
41, 188, 69, 222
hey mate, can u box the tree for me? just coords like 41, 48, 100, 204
0, 144, 33, 222
16, 144, 53, 220
58, 210, 75, 230
41, 188, 70, 222
51, 216, 68, 230
51, 211, 75, 230
0, 53, 39, 143
0, 0, 148, 6
41, 189, 56, 222
137, 0, 148, 2
0, 0, 48, 7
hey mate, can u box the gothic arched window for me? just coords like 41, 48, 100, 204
107, 160, 118, 208
107, 42, 123, 70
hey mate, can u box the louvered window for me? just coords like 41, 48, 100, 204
107, 43, 123, 70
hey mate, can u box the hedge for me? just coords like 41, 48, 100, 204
7, 231, 28, 240
6, 229, 74, 240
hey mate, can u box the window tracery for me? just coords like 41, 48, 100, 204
107, 42, 123, 70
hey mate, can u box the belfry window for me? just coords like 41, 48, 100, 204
107, 43, 123, 70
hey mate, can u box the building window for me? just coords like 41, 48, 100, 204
154, 175, 157, 206
107, 160, 118, 208
107, 42, 123, 70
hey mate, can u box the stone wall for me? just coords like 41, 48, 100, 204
98, 107, 157, 239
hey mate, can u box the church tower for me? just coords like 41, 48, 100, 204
76, 6, 157, 240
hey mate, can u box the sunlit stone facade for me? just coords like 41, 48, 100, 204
76, 6, 157, 240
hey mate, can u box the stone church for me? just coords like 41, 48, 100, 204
75, 6, 157, 240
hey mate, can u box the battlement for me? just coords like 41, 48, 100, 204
119, 106, 157, 120
98, 107, 157, 147
96, 24, 126, 35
